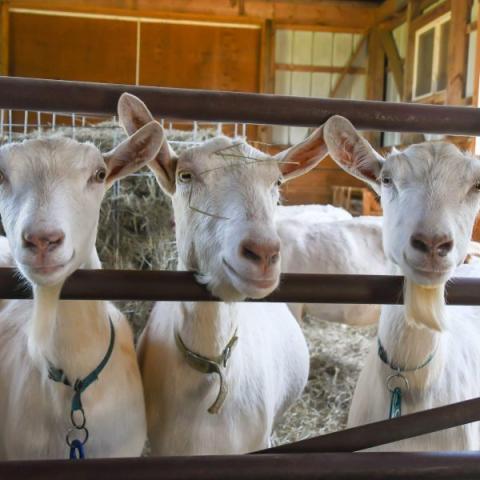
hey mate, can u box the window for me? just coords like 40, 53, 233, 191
273, 29, 367, 145
412, 13, 451, 100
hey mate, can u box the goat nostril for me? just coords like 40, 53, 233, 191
242, 246, 262, 264
410, 236, 430, 254
22, 230, 65, 251
436, 240, 453, 257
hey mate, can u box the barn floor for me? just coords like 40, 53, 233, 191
272, 316, 375, 445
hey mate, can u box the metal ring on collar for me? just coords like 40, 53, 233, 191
386, 373, 409, 393
70, 408, 86, 429
66, 426, 89, 447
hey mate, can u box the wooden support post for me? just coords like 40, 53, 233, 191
446, 0, 470, 105
473, 0, 480, 153
402, 0, 422, 102
379, 29, 404, 98
0, 0, 8, 76
259, 19, 274, 143
365, 28, 385, 146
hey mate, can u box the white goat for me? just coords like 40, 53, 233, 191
277, 208, 387, 324
118, 93, 332, 455
0, 120, 164, 459
325, 115, 480, 450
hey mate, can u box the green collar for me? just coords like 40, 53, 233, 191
377, 337, 437, 373
175, 329, 238, 414
47, 317, 116, 413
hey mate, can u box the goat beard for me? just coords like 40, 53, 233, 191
403, 279, 445, 332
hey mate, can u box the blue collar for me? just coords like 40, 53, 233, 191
47, 317, 116, 412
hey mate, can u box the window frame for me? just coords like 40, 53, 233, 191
412, 12, 451, 101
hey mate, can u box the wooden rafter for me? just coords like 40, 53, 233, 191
379, 29, 403, 98
446, 0, 469, 105
329, 35, 367, 98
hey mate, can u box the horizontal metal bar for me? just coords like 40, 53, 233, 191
0, 76, 480, 134
2, 452, 480, 480
0, 268, 479, 304
260, 397, 480, 454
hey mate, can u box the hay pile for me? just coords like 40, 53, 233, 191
273, 317, 375, 444
3, 122, 376, 446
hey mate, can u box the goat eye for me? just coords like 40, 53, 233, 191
178, 171, 193, 183
276, 178, 283, 187
94, 168, 107, 183
474, 181, 480, 192
0, 171, 5, 185
381, 175, 392, 186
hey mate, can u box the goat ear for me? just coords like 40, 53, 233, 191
275, 126, 328, 181
324, 115, 384, 194
117, 92, 178, 195
103, 121, 164, 188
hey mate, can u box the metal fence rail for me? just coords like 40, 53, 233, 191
260, 397, 480, 454
2, 452, 480, 480
0, 76, 480, 135
1, 268, 480, 304
0, 76, 479, 475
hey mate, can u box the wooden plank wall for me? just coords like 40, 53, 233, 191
5, 5, 370, 206
9, 12, 261, 92
281, 156, 367, 206
9, 13, 137, 83
139, 23, 260, 92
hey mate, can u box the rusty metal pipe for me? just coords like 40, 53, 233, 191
0, 268, 479, 304
0, 76, 479, 134
1, 452, 480, 479
260, 397, 480, 453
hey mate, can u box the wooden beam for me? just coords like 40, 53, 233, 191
374, 0, 407, 24
473, 0, 480, 153
276, 63, 366, 74
9, 0, 378, 30
365, 27, 385, 145
379, 29, 404, 98
329, 35, 367, 98
0, 0, 9, 75
411, 0, 451, 31
446, 0, 469, 105
402, 0, 422, 102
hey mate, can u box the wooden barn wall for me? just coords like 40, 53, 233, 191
9, 12, 261, 92
281, 156, 367, 206
139, 23, 260, 91
6, 6, 368, 207
9, 13, 137, 83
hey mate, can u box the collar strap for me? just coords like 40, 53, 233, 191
175, 329, 238, 414
377, 337, 437, 373
48, 317, 116, 412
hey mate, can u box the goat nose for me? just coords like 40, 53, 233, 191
240, 239, 280, 268
410, 233, 453, 257
23, 230, 65, 252
435, 238, 454, 257
410, 234, 431, 254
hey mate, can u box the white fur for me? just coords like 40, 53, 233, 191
137, 136, 313, 455
325, 115, 480, 451
0, 121, 163, 459
117, 93, 331, 455
277, 207, 387, 324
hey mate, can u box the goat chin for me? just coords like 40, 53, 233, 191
404, 279, 446, 332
